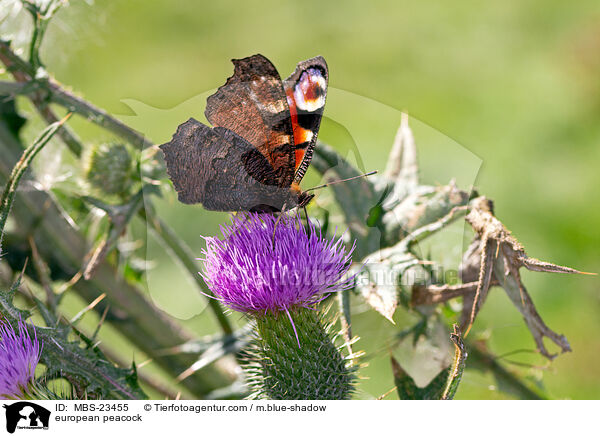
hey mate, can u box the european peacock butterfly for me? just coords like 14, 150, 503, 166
160, 54, 328, 213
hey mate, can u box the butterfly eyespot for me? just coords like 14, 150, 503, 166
293, 68, 327, 112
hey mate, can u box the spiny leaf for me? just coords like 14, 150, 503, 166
463, 196, 593, 357
0, 285, 29, 321
0, 288, 147, 400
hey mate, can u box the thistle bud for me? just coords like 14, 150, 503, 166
83, 143, 133, 196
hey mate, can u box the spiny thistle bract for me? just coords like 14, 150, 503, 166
200, 213, 356, 399
83, 142, 133, 197
246, 308, 355, 400
0, 318, 41, 399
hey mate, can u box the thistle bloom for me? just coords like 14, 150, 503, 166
201, 213, 355, 316
0, 318, 41, 399
202, 213, 356, 398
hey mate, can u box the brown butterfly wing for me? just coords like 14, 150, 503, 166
205, 54, 295, 189
160, 118, 296, 212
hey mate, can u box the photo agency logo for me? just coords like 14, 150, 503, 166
2, 402, 50, 434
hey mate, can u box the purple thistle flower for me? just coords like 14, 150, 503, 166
201, 213, 355, 317
0, 318, 41, 399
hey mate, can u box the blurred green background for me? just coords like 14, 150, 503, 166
9, 0, 600, 398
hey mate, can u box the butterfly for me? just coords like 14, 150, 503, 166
160, 54, 328, 213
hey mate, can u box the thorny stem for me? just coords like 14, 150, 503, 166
22, 0, 66, 71
412, 281, 480, 306
0, 81, 27, 94
28, 235, 57, 312
0, 41, 83, 156
0, 39, 232, 335
0, 39, 236, 395
441, 324, 467, 400
464, 234, 495, 337
49, 84, 153, 149
97, 342, 192, 400
0, 137, 232, 396
0, 40, 151, 150
0, 115, 69, 250
398, 205, 468, 252
141, 206, 233, 335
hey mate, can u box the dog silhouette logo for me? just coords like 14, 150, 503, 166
3, 402, 50, 433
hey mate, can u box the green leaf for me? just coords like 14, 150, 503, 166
392, 356, 449, 400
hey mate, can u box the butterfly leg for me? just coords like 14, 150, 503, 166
302, 205, 309, 223
271, 204, 288, 250
231, 211, 251, 233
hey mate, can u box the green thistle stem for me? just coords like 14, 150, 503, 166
247, 307, 354, 400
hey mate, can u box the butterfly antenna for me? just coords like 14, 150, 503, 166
305, 171, 378, 192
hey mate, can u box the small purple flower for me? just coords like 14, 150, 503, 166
201, 213, 355, 316
0, 318, 41, 399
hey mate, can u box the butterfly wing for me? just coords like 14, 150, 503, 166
205, 54, 296, 189
284, 56, 329, 184
160, 118, 296, 212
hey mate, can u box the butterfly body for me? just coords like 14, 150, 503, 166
160, 54, 328, 213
